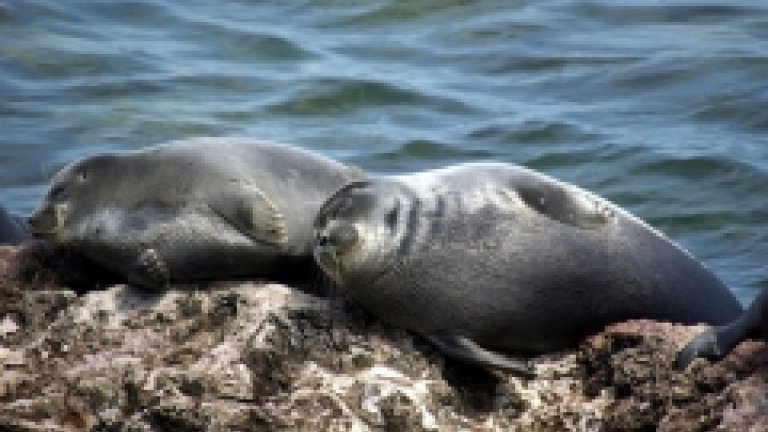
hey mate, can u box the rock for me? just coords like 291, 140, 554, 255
0, 244, 766, 431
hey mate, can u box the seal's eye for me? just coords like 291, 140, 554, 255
329, 225, 359, 250
49, 184, 66, 200
385, 201, 400, 231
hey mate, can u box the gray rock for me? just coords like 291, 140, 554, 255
0, 244, 766, 431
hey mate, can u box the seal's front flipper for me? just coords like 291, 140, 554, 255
500, 174, 616, 229
209, 185, 287, 246
130, 248, 170, 289
426, 331, 534, 376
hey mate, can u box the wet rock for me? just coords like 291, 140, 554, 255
0, 244, 765, 431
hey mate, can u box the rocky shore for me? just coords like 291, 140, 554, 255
0, 244, 766, 431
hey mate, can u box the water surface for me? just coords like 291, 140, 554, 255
1, 0, 766, 303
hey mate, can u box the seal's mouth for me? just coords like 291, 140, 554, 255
30, 230, 59, 241
28, 204, 68, 240
313, 244, 343, 287
313, 223, 362, 287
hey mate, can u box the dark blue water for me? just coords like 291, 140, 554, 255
1, 0, 766, 303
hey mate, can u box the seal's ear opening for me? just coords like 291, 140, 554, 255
314, 181, 372, 229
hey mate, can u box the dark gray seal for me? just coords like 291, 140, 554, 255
676, 288, 766, 370
0, 204, 30, 245
313, 162, 743, 373
28, 137, 364, 288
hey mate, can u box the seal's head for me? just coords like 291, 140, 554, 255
313, 180, 414, 289
28, 154, 124, 242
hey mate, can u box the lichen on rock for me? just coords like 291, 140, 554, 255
0, 244, 766, 431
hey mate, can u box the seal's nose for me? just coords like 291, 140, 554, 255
316, 223, 358, 249
328, 225, 358, 249
27, 214, 40, 232
26, 208, 55, 237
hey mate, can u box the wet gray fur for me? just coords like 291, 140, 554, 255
29, 137, 364, 288
313, 162, 743, 372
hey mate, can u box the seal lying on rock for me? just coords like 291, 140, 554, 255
0, 204, 30, 245
676, 287, 767, 370
28, 138, 364, 289
313, 162, 743, 373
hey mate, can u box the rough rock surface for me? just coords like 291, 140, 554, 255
0, 244, 766, 432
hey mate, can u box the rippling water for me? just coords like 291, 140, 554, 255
1, 0, 766, 303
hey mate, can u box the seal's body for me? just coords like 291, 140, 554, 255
0, 204, 29, 245
28, 137, 364, 288
676, 288, 767, 369
313, 162, 742, 373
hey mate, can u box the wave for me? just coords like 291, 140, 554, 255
266, 78, 471, 116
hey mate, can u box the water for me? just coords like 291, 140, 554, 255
1, 0, 766, 303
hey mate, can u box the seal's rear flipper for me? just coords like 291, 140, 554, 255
426, 331, 534, 376
674, 315, 752, 371
674, 329, 723, 370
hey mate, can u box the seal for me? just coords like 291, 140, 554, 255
28, 137, 365, 288
0, 204, 30, 245
675, 288, 766, 370
313, 162, 743, 373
